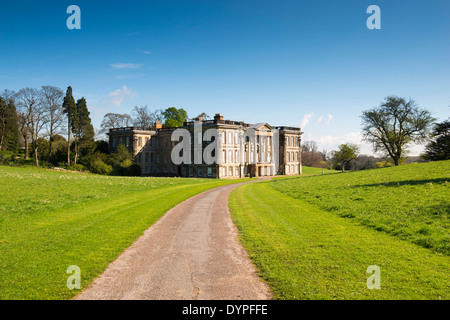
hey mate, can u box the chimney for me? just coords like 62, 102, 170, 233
155, 121, 162, 130
214, 113, 223, 123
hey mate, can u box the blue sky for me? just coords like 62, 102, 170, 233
1, 0, 449, 155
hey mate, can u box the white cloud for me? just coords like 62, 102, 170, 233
304, 131, 372, 154
317, 131, 363, 148
110, 63, 143, 69
326, 114, 333, 125
114, 74, 146, 80
300, 112, 314, 128
108, 85, 136, 107
316, 115, 323, 124
143, 51, 152, 55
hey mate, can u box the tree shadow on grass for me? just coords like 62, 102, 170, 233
351, 178, 449, 188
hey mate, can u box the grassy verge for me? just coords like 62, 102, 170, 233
229, 181, 450, 299
270, 161, 450, 255
0, 166, 248, 299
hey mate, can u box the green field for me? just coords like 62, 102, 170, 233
273, 161, 450, 255
229, 161, 450, 299
0, 166, 248, 300
300, 166, 339, 176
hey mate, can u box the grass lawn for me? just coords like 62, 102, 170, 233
0, 166, 248, 300
301, 166, 339, 176
271, 161, 450, 255
229, 181, 450, 300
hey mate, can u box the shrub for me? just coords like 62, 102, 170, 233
69, 164, 84, 172
90, 160, 113, 175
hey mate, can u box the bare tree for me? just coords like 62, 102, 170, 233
301, 140, 319, 153
132, 106, 153, 128
41, 86, 64, 161
100, 113, 132, 132
15, 88, 46, 166
151, 109, 164, 123
15, 88, 37, 160
302, 151, 323, 168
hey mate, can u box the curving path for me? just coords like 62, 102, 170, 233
75, 179, 272, 300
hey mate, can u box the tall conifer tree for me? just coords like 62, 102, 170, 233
62, 86, 78, 166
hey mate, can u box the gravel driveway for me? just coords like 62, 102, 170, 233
75, 180, 272, 300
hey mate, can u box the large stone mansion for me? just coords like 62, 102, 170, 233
108, 113, 303, 179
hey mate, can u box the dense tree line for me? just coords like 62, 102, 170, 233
0, 85, 191, 176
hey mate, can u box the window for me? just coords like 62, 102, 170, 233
223, 167, 226, 177
125, 137, 129, 147
229, 167, 233, 176
164, 139, 167, 148
229, 150, 233, 163
189, 167, 194, 177
172, 165, 176, 173
222, 131, 226, 144
145, 137, 149, 145
145, 166, 149, 173
157, 154, 160, 163
138, 137, 142, 147
150, 166, 154, 173
207, 167, 212, 177
145, 152, 149, 163
235, 132, 238, 144
197, 167, 202, 177
150, 152, 154, 163
138, 153, 142, 163
235, 150, 239, 164
236, 167, 239, 176
222, 150, 226, 164
228, 132, 232, 145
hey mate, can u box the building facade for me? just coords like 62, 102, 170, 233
108, 113, 303, 179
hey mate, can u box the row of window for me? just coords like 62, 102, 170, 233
286, 165, 300, 174
137, 136, 171, 148
188, 166, 213, 177
286, 151, 300, 163
137, 152, 171, 164
112, 135, 173, 149
222, 166, 241, 177
221, 131, 275, 147
286, 135, 299, 147
144, 165, 177, 174
221, 131, 240, 145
